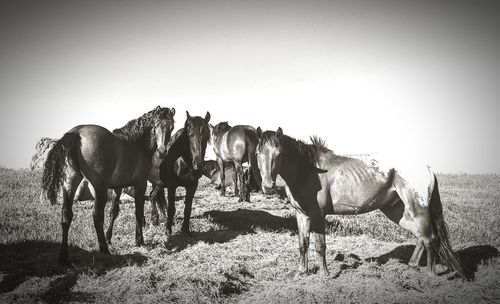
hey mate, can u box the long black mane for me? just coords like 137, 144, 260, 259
113, 106, 174, 143
259, 131, 329, 167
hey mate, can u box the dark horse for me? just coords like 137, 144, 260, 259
255, 127, 466, 279
41, 106, 175, 264
209, 122, 261, 202
159, 111, 211, 234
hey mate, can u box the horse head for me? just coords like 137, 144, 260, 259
152, 107, 176, 157
185, 111, 211, 177
209, 121, 231, 144
256, 127, 284, 194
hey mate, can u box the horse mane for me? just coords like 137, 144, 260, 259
309, 135, 328, 149
113, 106, 174, 143
166, 127, 185, 152
213, 121, 231, 137
260, 131, 330, 166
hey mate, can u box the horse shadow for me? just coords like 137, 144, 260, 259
204, 208, 297, 233
366, 243, 498, 280
0, 240, 147, 296
160, 208, 297, 253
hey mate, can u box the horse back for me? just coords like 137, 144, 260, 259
73, 125, 151, 188
216, 125, 257, 161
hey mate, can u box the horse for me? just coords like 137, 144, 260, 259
159, 111, 211, 235
209, 122, 262, 202
41, 106, 175, 264
255, 127, 466, 279
202, 160, 260, 194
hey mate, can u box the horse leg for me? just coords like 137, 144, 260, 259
380, 199, 424, 267
217, 158, 226, 196
409, 241, 425, 268
157, 187, 167, 220
181, 183, 197, 235
296, 211, 311, 276
133, 182, 147, 247
149, 185, 165, 226
380, 197, 437, 274
166, 186, 177, 235
59, 170, 83, 265
242, 169, 250, 202
93, 188, 110, 254
233, 173, 239, 197
234, 161, 244, 201
105, 188, 122, 244
311, 215, 329, 276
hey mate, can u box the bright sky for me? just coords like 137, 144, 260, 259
1, 0, 499, 173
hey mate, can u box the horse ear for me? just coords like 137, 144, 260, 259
186, 111, 191, 119
256, 127, 263, 139
205, 111, 211, 123
276, 127, 283, 139
170, 108, 176, 117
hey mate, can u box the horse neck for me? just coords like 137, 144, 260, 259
212, 132, 224, 148
115, 128, 156, 157
139, 130, 158, 157
166, 132, 190, 164
279, 143, 316, 188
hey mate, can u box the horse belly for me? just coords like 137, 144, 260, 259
330, 178, 394, 215
109, 145, 149, 188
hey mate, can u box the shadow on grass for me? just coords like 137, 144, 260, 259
161, 209, 297, 253
366, 243, 498, 280
204, 208, 297, 233
164, 209, 353, 253
0, 241, 147, 294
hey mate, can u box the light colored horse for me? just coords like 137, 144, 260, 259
255, 127, 466, 279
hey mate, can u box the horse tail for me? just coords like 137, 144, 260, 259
428, 172, 467, 279
41, 132, 80, 205
245, 129, 262, 189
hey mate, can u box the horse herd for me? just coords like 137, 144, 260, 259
41, 105, 466, 279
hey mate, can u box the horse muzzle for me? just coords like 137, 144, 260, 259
157, 146, 167, 157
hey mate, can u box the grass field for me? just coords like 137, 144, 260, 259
0, 168, 499, 303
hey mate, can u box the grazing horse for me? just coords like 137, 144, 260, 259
255, 127, 466, 279
159, 111, 211, 235
202, 160, 260, 193
41, 106, 175, 264
209, 122, 261, 202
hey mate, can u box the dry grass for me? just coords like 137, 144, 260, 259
0, 168, 499, 303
